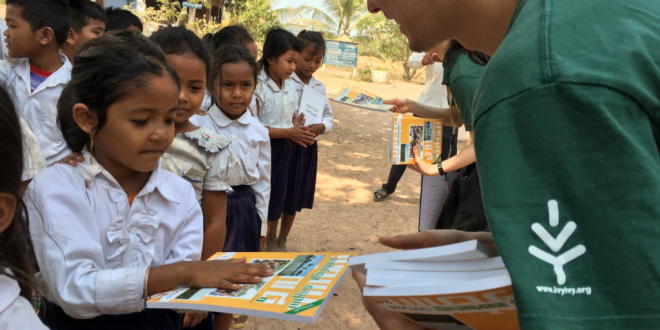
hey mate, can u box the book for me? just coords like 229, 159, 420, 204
331, 85, 394, 111
349, 240, 495, 274
147, 251, 357, 323
364, 257, 506, 273
391, 114, 443, 165
366, 268, 511, 287
297, 85, 325, 125
364, 275, 519, 330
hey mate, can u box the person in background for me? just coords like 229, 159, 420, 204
0, 18, 7, 59
373, 42, 456, 202
62, 0, 107, 63
104, 6, 142, 33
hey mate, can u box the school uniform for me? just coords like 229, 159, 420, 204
0, 272, 48, 330
20, 118, 46, 181
283, 73, 334, 214
0, 54, 72, 164
27, 150, 203, 329
190, 106, 271, 247
254, 69, 298, 221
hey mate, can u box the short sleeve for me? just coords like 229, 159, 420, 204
203, 149, 238, 193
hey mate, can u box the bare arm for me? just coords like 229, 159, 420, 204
201, 190, 228, 259
408, 131, 476, 176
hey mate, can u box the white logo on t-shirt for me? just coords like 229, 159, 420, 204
528, 200, 586, 285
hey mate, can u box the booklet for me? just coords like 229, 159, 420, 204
297, 85, 325, 125
147, 251, 357, 323
364, 275, 519, 330
365, 268, 511, 287
391, 114, 443, 165
364, 257, 506, 273
331, 85, 394, 111
349, 240, 495, 274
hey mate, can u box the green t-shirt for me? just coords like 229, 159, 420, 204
473, 0, 660, 329
442, 51, 486, 131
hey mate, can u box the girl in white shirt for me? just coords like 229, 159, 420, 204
0, 85, 48, 330
280, 31, 334, 252
255, 28, 315, 252
27, 34, 271, 330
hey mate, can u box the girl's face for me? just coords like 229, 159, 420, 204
92, 75, 179, 174
267, 50, 300, 82
215, 60, 256, 119
295, 45, 324, 80
166, 53, 207, 124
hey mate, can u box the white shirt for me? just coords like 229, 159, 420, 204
190, 106, 271, 237
0, 273, 48, 330
27, 151, 203, 319
200, 90, 213, 112
0, 54, 72, 164
20, 118, 47, 181
0, 18, 7, 60
290, 72, 335, 135
255, 69, 298, 129
408, 52, 449, 108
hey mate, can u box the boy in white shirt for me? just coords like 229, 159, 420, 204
1, 0, 73, 165
62, 0, 107, 64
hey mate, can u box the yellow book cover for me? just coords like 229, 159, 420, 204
391, 114, 443, 165
147, 252, 357, 323
365, 276, 519, 330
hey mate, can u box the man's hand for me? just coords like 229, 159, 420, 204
379, 230, 497, 253
385, 98, 411, 114
407, 146, 439, 176
421, 52, 437, 66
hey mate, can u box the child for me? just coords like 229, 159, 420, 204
150, 26, 239, 329
62, 0, 107, 63
1, 0, 73, 165
105, 6, 143, 33
280, 30, 334, 251
189, 43, 271, 330
255, 28, 315, 252
0, 85, 47, 329
27, 34, 271, 329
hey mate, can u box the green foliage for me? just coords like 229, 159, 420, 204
356, 12, 414, 80
126, 0, 188, 25
355, 65, 372, 82
223, 0, 280, 43
273, 0, 367, 37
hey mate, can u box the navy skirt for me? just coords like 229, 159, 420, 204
267, 138, 292, 221
283, 141, 318, 215
223, 185, 261, 252
40, 299, 180, 330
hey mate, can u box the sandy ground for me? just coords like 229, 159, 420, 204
244, 78, 424, 330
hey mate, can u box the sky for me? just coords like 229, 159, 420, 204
271, 0, 326, 10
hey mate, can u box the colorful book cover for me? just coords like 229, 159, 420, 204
331, 85, 394, 111
391, 114, 443, 165
147, 252, 357, 323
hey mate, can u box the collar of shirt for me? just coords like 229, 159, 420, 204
78, 149, 178, 203
6, 53, 72, 94
208, 104, 253, 127
0, 271, 19, 314
259, 69, 284, 93
290, 72, 323, 88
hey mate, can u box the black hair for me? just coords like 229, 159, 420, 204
258, 28, 301, 72
443, 40, 490, 67
0, 85, 35, 302
58, 33, 179, 153
150, 25, 211, 80
297, 30, 325, 56
68, 0, 107, 33
104, 6, 143, 32
203, 25, 255, 51
208, 44, 259, 97
6, 0, 71, 46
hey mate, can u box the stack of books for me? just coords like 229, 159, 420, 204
350, 240, 519, 330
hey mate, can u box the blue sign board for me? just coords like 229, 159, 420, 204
182, 2, 203, 9
324, 40, 358, 68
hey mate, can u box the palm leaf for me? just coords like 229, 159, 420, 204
272, 6, 303, 24
288, 18, 335, 33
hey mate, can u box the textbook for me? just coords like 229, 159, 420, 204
297, 85, 325, 125
365, 268, 511, 287
147, 251, 358, 323
391, 114, 443, 165
349, 240, 495, 274
331, 85, 394, 111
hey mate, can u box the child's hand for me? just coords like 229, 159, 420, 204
308, 124, 326, 137
293, 112, 306, 126
385, 98, 411, 114
55, 152, 84, 167
288, 126, 316, 147
182, 312, 208, 328
184, 257, 272, 290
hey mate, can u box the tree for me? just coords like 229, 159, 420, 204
356, 12, 416, 81
222, 0, 280, 42
273, 0, 367, 37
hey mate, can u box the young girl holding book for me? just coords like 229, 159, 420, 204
255, 28, 315, 252
190, 43, 271, 330
279, 31, 334, 251
27, 34, 271, 330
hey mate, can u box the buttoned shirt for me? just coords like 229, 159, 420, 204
255, 69, 298, 129
289, 72, 335, 135
0, 272, 48, 329
408, 52, 450, 108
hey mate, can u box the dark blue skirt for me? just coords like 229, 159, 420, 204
40, 299, 180, 330
283, 141, 318, 215
267, 138, 292, 221
223, 185, 261, 252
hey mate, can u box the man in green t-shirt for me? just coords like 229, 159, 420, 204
354, 0, 660, 329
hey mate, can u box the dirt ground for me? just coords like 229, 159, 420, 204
245, 78, 424, 329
